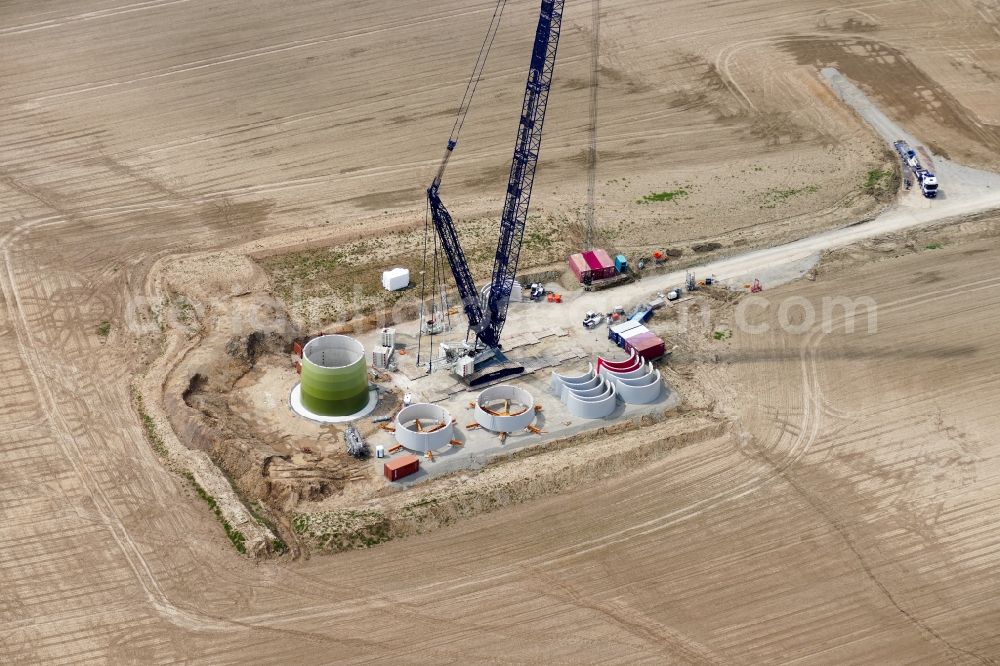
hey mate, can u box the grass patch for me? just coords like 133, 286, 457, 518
713, 329, 732, 341
132, 386, 168, 458
524, 229, 553, 251
176, 298, 194, 324
865, 169, 892, 190
249, 500, 288, 555
862, 169, 893, 197
291, 510, 391, 551
96, 320, 111, 338
638, 189, 688, 204
259, 242, 420, 323
184, 472, 247, 554
259, 214, 570, 326
863, 164, 898, 200
925, 243, 944, 250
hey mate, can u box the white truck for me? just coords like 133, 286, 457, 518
894, 140, 938, 199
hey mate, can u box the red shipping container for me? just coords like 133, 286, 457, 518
582, 250, 602, 272
384, 454, 420, 481
631, 334, 666, 361
628, 333, 666, 361
624, 331, 652, 353
568, 253, 590, 283
571, 249, 616, 283
591, 248, 616, 279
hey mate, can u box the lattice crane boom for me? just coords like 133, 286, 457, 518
427, 0, 565, 352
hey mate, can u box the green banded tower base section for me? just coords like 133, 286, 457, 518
300, 335, 369, 417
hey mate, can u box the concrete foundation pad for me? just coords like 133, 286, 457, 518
289, 383, 379, 423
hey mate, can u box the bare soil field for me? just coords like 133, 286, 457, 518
3, 0, 1000, 662
686, 222, 1000, 663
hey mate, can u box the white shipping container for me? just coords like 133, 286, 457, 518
620, 325, 650, 341
610, 320, 642, 336
382, 268, 410, 291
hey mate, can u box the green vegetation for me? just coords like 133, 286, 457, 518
638, 189, 688, 204
760, 185, 819, 209
96, 320, 111, 338
524, 229, 553, 251
184, 472, 247, 554
260, 240, 418, 323
291, 510, 391, 551
176, 298, 194, 324
926, 243, 944, 250
862, 169, 895, 197
132, 386, 168, 458
248, 500, 288, 555
260, 213, 570, 326
713, 329, 732, 341
865, 168, 892, 190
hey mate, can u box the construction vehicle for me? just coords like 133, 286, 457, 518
426, 0, 566, 386
529, 283, 547, 301
894, 140, 939, 199
582, 311, 603, 329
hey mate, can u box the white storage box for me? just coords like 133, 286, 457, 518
382, 268, 410, 291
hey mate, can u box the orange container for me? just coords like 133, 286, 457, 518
384, 454, 420, 481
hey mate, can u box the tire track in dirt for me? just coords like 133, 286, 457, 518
0, 227, 234, 632
10, 5, 500, 104
0, 220, 371, 647
0, 0, 194, 36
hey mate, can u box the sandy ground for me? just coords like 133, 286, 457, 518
687, 232, 1000, 663
3, 0, 1000, 662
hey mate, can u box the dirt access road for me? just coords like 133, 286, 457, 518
3, 0, 1000, 662
510, 69, 1000, 333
